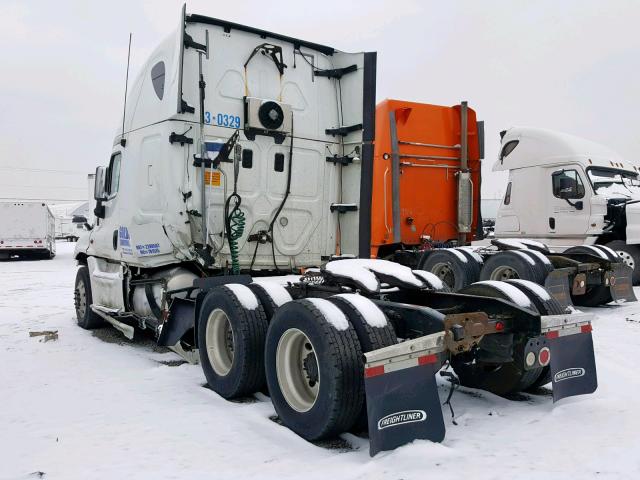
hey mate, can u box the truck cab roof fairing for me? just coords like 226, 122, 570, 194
185, 14, 336, 56
493, 127, 635, 173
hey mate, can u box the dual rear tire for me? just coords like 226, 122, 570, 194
419, 248, 482, 290
198, 285, 396, 441
479, 250, 552, 284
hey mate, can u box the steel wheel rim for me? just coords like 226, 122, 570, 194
616, 250, 635, 269
74, 280, 86, 319
206, 308, 235, 376
276, 328, 320, 412
490, 266, 520, 281
432, 262, 455, 288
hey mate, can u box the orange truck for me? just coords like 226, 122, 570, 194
370, 99, 483, 259
370, 101, 634, 307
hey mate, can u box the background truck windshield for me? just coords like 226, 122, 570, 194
588, 167, 640, 198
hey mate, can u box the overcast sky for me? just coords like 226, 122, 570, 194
1, 0, 639, 202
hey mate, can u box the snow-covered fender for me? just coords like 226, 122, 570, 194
540, 312, 598, 402
187, 275, 253, 348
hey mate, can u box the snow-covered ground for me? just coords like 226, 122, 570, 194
2, 242, 640, 480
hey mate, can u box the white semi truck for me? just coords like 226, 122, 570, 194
493, 127, 640, 284
73, 7, 599, 455
415, 127, 637, 308
0, 201, 56, 259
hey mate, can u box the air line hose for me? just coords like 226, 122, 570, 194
224, 151, 245, 274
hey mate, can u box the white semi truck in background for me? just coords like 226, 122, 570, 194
494, 127, 640, 284
0, 202, 56, 259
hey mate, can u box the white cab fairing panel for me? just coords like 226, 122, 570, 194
626, 202, 640, 243
87, 256, 125, 310
82, 10, 374, 271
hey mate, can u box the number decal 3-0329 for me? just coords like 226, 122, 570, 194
205, 111, 241, 129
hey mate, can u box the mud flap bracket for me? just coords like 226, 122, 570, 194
157, 297, 195, 347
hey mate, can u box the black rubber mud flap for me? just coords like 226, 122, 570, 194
543, 268, 573, 310
608, 263, 637, 303
548, 329, 598, 402
365, 361, 445, 456
158, 297, 195, 347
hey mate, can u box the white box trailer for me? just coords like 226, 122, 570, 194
0, 202, 56, 259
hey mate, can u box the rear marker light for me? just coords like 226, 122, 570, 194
525, 351, 536, 367
538, 347, 551, 366
365, 365, 385, 378
495, 321, 505, 332
418, 354, 438, 366
545, 330, 559, 340
581, 324, 593, 334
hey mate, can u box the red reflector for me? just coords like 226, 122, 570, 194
364, 365, 385, 378
538, 347, 551, 366
495, 321, 505, 332
545, 330, 559, 339
581, 324, 593, 334
418, 354, 438, 366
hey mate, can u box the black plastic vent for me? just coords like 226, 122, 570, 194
274, 153, 285, 172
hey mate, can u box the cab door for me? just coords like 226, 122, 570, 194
546, 166, 591, 235
91, 152, 123, 259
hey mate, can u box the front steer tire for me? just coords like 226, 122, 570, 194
74, 266, 104, 329
265, 299, 364, 441
197, 286, 268, 399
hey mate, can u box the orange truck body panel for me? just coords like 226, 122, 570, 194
370, 99, 482, 258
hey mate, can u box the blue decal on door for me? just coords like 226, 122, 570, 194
119, 226, 133, 255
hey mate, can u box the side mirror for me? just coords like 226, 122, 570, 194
94, 166, 107, 219
94, 166, 107, 201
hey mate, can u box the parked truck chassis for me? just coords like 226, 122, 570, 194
73, 8, 601, 456
74, 258, 598, 455
393, 238, 636, 308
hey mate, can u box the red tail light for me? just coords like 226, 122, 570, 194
538, 347, 551, 367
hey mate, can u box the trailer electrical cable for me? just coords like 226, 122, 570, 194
224, 150, 245, 275
267, 114, 294, 272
